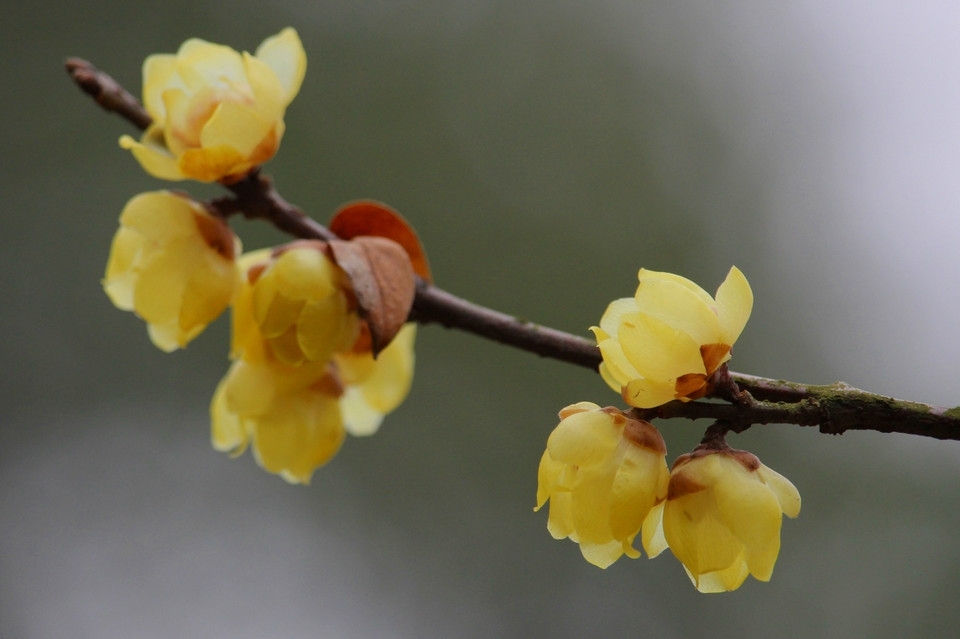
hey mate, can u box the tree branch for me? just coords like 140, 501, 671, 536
66, 57, 960, 442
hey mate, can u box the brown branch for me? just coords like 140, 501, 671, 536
65, 58, 153, 130
66, 58, 960, 442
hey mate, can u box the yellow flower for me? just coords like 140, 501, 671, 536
592, 267, 753, 408
103, 191, 240, 351
242, 242, 361, 366
641, 447, 801, 593
211, 251, 417, 483
120, 28, 306, 183
210, 355, 346, 485
535, 402, 669, 568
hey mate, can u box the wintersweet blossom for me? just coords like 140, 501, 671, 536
535, 402, 670, 568
244, 242, 361, 366
103, 191, 240, 351
592, 267, 753, 408
642, 447, 801, 592
120, 28, 306, 183
211, 250, 417, 483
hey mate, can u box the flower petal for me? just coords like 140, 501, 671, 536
255, 27, 307, 105
715, 266, 753, 346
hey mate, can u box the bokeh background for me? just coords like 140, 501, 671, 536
3, 1, 960, 637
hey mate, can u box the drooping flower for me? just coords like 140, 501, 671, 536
592, 267, 753, 409
103, 190, 240, 351
120, 28, 306, 183
641, 446, 801, 593
211, 249, 417, 484
535, 402, 670, 568
242, 242, 361, 366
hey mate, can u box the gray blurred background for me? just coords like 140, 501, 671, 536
3, 1, 960, 637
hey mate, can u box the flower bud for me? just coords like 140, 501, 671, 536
535, 402, 669, 568
642, 447, 801, 592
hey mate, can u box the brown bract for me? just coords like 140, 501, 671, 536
330, 200, 432, 282
328, 237, 416, 356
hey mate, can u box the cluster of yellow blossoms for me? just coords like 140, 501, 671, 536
95, 28, 799, 592
537, 268, 801, 592
102, 30, 415, 484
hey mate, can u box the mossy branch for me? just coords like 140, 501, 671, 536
66, 58, 960, 442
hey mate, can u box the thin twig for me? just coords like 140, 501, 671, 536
66, 57, 960, 442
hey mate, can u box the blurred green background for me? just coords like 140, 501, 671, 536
3, 1, 960, 637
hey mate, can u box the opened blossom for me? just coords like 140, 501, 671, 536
592, 267, 753, 409
642, 446, 801, 593
535, 402, 669, 568
120, 28, 306, 183
103, 190, 240, 351
211, 250, 416, 484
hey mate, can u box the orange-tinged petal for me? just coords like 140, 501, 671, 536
178, 145, 247, 182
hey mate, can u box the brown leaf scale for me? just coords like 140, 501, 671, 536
622, 417, 667, 455
668, 471, 706, 500
330, 201, 432, 282
192, 210, 237, 260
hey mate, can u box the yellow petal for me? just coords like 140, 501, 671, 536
757, 464, 802, 519
641, 501, 668, 558
200, 101, 273, 156
634, 277, 720, 345
255, 27, 307, 105
622, 377, 681, 409
546, 409, 621, 466
579, 539, 627, 569
618, 312, 706, 380
596, 338, 642, 389
131, 237, 197, 324
535, 449, 563, 510
251, 393, 345, 485
243, 52, 286, 123
596, 297, 639, 339
636, 269, 715, 306
141, 53, 180, 121
546, 490, 575, 540
608, 444, 667, 542
353, 323, 416, 412
663, 487, 742, 576
686, 556, 751, 593
178, 250, 238, 332
175, 39, 247, 93
297, 294, 356, 362
715, 266, 753, 346
273, 248, 338, 300
103, 227, 144, 310
339, 385, 385, 437
119, 132, 185, 181
210, 375, 248, 454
